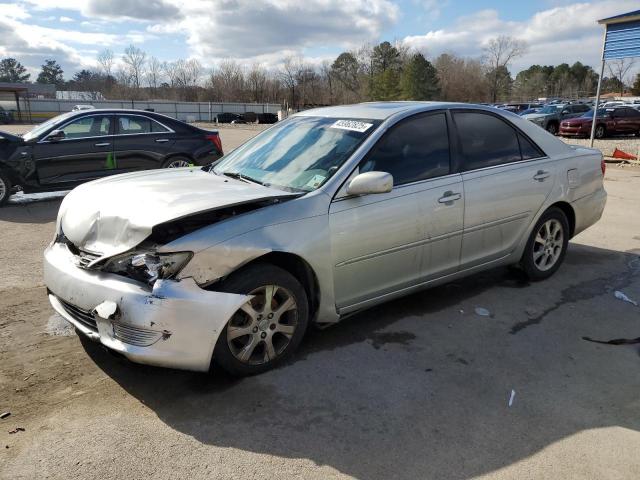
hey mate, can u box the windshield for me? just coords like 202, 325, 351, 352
22, 112, 76, 141
212, 116, 380, 192
538, 105, 561, 114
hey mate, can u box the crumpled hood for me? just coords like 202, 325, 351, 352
58, 168, 296, 257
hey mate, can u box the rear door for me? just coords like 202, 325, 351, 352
33, 114, 115, 186
112, 114, 176, 171
329, 112, 463, 310
453, 110, 556, 269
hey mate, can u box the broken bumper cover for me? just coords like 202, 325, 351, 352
44, 242, 249, 372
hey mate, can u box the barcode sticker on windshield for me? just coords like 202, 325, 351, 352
330, 120, 373, 133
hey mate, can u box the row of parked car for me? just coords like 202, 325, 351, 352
494, 101, 640, 138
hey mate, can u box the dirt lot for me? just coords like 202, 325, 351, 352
1, 126, 640, 479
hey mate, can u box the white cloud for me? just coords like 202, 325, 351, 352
59, 16, 74, 23
403, 0, 640, 73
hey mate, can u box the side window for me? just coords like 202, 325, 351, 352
59, 116, 110, 139
518, 133, 543, 160
453, 112, 522, 170
360, 113, 450, 186
118, 116, 151, 134
151, 120, 170, 133
628, 108, 640, 117
117, 116, 168, 134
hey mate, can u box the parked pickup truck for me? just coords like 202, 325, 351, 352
44, 102, 607, 376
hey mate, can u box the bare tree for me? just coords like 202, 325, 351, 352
280, 56, 304, 109
246, 63, 268, 103
97, 49, 114, 78
607, 58, 635, 96
483, 36, 527, 102
146, 56, 163, 92
122, 45, 147, 90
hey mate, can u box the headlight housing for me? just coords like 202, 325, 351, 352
103, 251, 193, 284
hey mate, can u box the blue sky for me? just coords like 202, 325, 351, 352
0, 0, 637, 80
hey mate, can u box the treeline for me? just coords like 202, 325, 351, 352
0, 37, 635, 107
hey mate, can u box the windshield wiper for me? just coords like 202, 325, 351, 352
221, 171, 266, 186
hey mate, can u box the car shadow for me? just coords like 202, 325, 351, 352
0, 196, 63, 224
81, 243, 640, 479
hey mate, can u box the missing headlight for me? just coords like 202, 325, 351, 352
103, 251, 193, 284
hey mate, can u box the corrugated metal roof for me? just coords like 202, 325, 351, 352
604, 19, 640, 59
599, 9, 640, 25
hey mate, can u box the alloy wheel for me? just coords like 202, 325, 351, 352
167, 159, 191, 168
226, 284, 298, 365
532, 219, 564, 272
0, 177, 6, 203
595, 126, 605, 139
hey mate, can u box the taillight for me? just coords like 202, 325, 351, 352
205, 134, 223, 155
601, 159, 606, 176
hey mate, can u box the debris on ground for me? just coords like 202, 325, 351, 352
8, 427, 25, 434
0, 412, 10, 419
508, 390, 516, 407
475, 307, 491, 317
614, 290, 638, 306
582, 336, 640, 346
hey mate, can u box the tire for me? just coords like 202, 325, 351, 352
213, 264, 309, 376
162, 157, 192, 168
546, 122, 558, 135
0, 171, 11, 206
520, 207, 570, 281
594, 125, 606, 139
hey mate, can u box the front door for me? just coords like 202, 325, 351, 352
452, 110, 556, 269
33, 114, 115, 186
329, 111, 463, 310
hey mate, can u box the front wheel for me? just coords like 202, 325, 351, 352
594, 125, 606, 139
0, 171, 12, 206
520, 208, 569, 280
546, 123, 558, 135
163, 157, 191, 168
213, 264, 309, 376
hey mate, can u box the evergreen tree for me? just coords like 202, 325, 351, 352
369, 69, 402, 101
631, 73, 640, 96
400, 53, 440, 100
0, 58, 30, 83
37, 59, 64, 86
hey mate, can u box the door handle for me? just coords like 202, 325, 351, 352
533, 170, 551, 181
94, 142, 110, 147
438, 191, 461, 204
155, 138, 170, 143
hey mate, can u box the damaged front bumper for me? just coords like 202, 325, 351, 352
44, 242, 250, 371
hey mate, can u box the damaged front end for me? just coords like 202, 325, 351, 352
45, 241, 251, 371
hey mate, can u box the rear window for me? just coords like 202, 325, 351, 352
117, 115, 169, 134
454, 111, 543, 170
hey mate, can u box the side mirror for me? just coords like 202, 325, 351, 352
47, 129, 66, 142
346, 171, 393, 196
561, 109, 570, 115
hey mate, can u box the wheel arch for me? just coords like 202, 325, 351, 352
211, 251, 321, 322
547, 201, 576, 238
162, 152, 195, 167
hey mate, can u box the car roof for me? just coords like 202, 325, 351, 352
296, 101, 469, 120
60, 108, 179, 123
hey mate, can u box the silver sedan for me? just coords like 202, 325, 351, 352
44, 102, 607, 375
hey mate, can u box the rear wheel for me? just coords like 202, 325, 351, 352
213, 264, 309, 376
520, 208, 569, 280
0, 171, 11, 206
594, 124, 606, 139
163, 157, 191, 168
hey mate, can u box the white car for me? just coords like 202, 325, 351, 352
71, 105, 95, 111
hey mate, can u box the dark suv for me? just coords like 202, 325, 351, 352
522, 103, 591, 134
